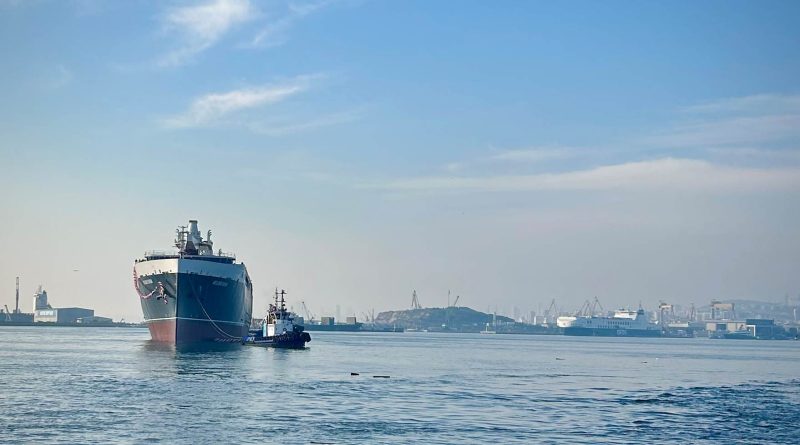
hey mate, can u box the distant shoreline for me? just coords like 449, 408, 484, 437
0, 322, 145, 328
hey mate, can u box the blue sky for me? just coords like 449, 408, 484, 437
1, 0, 799, 321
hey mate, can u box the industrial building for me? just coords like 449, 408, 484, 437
34, 307, 95, 323
705, 318, 788, 339
705, 320, 748, 333
27, 283, 105, 324
0, 308, 34, 323
76, 316, 112, 324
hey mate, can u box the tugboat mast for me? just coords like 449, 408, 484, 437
271, 288, 289, 322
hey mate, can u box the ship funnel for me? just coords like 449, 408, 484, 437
188, 220, 200, 236
184, 219, 203, 254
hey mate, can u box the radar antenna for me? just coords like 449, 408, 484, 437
174, 225, 188, 251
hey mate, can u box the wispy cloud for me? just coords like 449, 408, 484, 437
438, 146, 581, 173
489, 146, 578, 163
0, 0, 26, 7
682, 93, 800, 116
162, 74, 319, 128
373, 158, 800, 193
246, 107, 364, 135
649, 114, 800, 148
43, 64, 73, 89
706, 147, 800, 162
248, 0, 335, 48
386, 93, 800, 195
442, 162, 465, 173
649, 93, 800, 150
158, 0, 255, 67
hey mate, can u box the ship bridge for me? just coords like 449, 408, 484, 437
137, 220, 236, 264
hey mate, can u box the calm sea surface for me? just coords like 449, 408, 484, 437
0, 327, 798, 444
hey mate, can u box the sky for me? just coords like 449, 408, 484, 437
1, 0, 799, 321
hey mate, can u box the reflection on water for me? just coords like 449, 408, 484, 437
141, 340, 243, 353
136, 338, 310, 378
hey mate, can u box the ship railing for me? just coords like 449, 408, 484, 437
144, 250, 180, 257
141, 250, 236, 260
214, 251, 236, 259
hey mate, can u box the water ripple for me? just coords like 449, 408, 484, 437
0, 327, 798, 444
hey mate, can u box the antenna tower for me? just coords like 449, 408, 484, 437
15, 276, 19, 313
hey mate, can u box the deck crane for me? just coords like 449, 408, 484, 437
452, 295, 460, 307
3, 305, 11, 322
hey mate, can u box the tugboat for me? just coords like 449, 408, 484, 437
243, 289, 311, 349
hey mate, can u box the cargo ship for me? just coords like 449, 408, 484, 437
303, 317, 363, 332
133, 220, 253, 344
561, 308, 661, 337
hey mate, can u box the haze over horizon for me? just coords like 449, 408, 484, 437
1, 0, 799, 322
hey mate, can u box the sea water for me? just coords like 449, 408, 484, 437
0, 327, 798, 444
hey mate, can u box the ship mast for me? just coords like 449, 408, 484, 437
174, 225, 188, 252
274, 288, 288, 320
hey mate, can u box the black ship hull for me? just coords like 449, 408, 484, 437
134, 259, 253, 344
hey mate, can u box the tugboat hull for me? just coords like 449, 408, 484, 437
243, 331, 311, 349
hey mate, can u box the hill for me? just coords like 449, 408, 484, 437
375, 307, 513, 332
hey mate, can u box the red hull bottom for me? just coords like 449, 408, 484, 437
147, 319, 245, 344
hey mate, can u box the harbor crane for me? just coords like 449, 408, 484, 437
576, 297, 604, 317
591, 297, 604, 316
300, 301, 315, 323
361, 308, 376, 324
575, 300, 592, 316
446, 290, 461, 308
411, 290, 422, 309
544, 298, 557, 324
658, 301, 675, 328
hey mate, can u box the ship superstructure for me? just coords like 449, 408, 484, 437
133, 220, 253, 343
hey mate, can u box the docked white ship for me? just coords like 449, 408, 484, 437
559, 308, 661, 337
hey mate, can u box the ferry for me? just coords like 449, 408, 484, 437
561, 308, 661, 337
